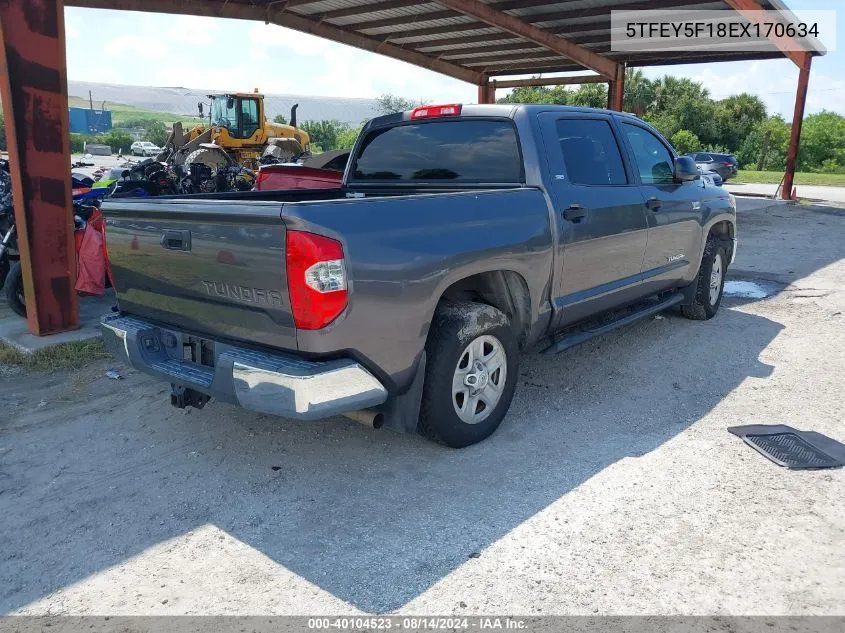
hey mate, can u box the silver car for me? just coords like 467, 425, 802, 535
130, 141, 161, 157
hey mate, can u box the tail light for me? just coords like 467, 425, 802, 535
411, 104, 462, 119
254, 169, 270, 191
286, 230, 347, 330
723, 162, 734, 167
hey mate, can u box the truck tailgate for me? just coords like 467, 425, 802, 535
102, 198, 297, 351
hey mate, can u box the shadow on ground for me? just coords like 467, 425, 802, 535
1, 306, 780, 613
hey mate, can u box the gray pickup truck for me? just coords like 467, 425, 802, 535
101, 104, 736, 448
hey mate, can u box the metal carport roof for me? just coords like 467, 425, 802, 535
67, 0, 823, 84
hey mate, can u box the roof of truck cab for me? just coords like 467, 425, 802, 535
367, 103, 643, 127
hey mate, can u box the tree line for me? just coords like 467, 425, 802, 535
498, 69, 844, 174
277, 78, 844, 175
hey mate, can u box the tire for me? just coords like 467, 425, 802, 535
419, 302, 519, 448
4, 261, 26, 318
184, 147, 230, 171
0, 255, 8, 292
681, 237, 728, 320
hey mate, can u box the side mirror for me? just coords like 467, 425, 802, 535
673, 156, 698, 182
121, 170, 130, 180
226, 97, 235, 109
197, 102, 204, 117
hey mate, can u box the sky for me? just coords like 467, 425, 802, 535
64, 0, 844, 119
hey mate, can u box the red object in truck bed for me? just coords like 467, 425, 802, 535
255, 164, 343, 191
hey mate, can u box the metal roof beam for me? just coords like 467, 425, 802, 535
318, 1, 430, 21
433, 0, 619, 77
413, 33, 516, 49
67, 0, 486, 84
492, 75, 607, 89
378, 0, 709, 39
446, 50, 563, 64
723, 0, 810, 68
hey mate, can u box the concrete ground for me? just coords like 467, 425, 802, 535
1, 201, 843, 615
727, 181, 845, 205
0, 292, 114, 352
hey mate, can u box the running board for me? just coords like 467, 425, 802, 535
543, 292, 684, 355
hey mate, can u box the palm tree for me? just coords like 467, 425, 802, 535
623, 68, 656, 117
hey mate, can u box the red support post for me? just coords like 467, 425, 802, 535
477, 81, 495, 104
0, 0, 77, 335
782, 52, 811, 201
606, 64, 625, 111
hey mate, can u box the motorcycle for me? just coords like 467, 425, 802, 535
0, 159, 19, 291
111, 159, 176, 198
4, 193, 112, 318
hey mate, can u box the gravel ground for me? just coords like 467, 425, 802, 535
1, 200, 843, 615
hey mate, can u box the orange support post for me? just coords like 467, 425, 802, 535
782, 52, 811, 201
607, 64, 625, 111
477, 82, 495, 104
0, 0, 77, 335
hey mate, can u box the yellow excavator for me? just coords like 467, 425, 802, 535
156, 91, 311, 171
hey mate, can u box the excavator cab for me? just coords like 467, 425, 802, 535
209, 94, 261, 140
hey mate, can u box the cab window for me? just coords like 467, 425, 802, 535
622, 123, 675, 185
556, 118, 627, 186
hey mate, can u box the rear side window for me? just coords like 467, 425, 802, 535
555, 119, 627, 185
696, 153, 713, 161
622, 123, 675, 185
351, 120, 522, 183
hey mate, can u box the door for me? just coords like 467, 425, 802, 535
619, 122, 704, 295
539, 113, 649, 327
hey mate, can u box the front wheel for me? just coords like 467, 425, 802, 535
681, 237, 728, 320
4, 261, 26, 318
419, 302, 519, 448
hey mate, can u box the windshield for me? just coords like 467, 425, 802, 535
210, 96, 238, 130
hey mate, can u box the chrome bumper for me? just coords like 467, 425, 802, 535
101, 314, 388, 420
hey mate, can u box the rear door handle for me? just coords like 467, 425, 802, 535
563, 204, 586, 222
161, 229, 191, 251
646, 197, 662, 211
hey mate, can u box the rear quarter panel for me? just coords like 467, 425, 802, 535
283, 188, 554, 391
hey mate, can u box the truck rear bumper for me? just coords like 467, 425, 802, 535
101, 314, 388, 420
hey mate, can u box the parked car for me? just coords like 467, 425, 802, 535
101, 104, 737, 448
686, 152, 738, 181
698, 166, 723, 186
130, 141, 161, 157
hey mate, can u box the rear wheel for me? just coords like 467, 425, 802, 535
681, 237, 728, 320
419, 302, 518, 448
4, 261, 26, 318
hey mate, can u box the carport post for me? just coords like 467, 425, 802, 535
477, 81, 496, 104
782, 52, 811, 201
0, 0, 78, 335
606, 64, 625, 111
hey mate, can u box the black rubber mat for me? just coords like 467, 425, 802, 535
728, 425, 845, 469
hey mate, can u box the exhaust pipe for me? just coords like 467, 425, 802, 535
290, 103, 298, 128
343, 408, 385, 429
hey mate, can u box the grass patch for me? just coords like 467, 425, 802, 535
736, 170, 845, 187
0, 338, 110, 372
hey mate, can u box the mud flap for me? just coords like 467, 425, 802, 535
381, 352, 426, 434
